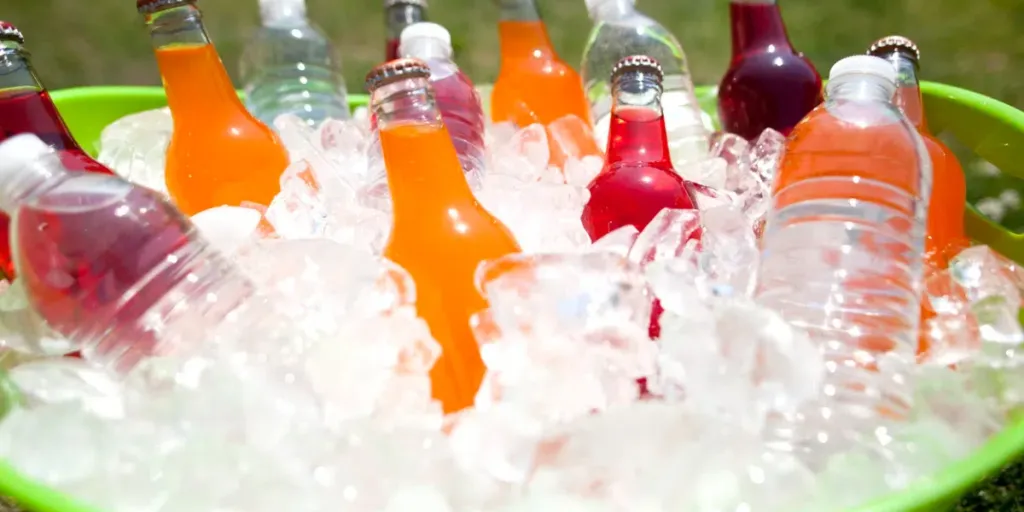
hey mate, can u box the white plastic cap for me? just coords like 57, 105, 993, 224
400, 22, 451, 49
828, 55, 898, 84
584, 0, 636, 16
0, 134, 51, 180
258, 0, 307, 26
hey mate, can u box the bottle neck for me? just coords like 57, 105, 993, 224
370, 77, 473, 209
825, 75, 897, 105
0, 151, 65, 215
144, 5, 244, 117
881, 52, 927, 131
587, 0, 636, 20
729, 0, 792, 57
0, 43, 83, 152
606, 72, 671, 166
400, 37, 453, 62
386, 4, 427, 39
259, 0, 308, 28
498, 0, 542, 21
497, 0, 554, 58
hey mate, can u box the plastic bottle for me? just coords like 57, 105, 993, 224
240, 0, 351, 128
138, 0, 289, 216
0, 22, 115, 281
0, 134, 254, 373
755, 56, 932, 457
582, 56, 698, 241
581, 0, 708, 166
366, 59, 521, 413
385, 0, 428, 62
868, 36, 967, 270
399, 22, 486, 174
717, 0, 822, 140
491, 0, 592, 129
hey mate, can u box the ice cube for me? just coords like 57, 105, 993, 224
488, 124, 554, 183
677, 157, 727, 190
750, 128, 786, 185
948, 246, 1023, 346
0, 280, 75, 357
627, 208, 702, 268
191, 206, 263, 256
97, 107, 173, 195
709, 132, 751, 171
562, 155, 603, 188
589, 225, 639, 258
475, 179, 591, 253
8, 359, 124, 419
547, 115, 602, 164
696, 205, 759, 298
265, 161, 329, 239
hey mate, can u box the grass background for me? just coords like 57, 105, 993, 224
2, 0, 1024, 509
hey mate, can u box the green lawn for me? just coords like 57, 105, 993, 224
2, 0, 1024, 510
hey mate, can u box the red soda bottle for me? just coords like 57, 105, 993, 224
0, 21, 115, 281
384, 0, 428, 61
717, 0, 822, 139
582, 56, 698, 241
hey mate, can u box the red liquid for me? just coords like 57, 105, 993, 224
386, 38, 401, 61
14, 176, 195, 368
582, 107, 697, 240
431, 66, 486, 173
0, 89, 113, 280
717, 1, 822, 139
582, 107, 699, 342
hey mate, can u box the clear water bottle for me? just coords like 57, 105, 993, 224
755, 56, 932, 462
240, 0, 350, 128
0, 134, 254, 373
400, 22, 486, 174
581, 0, 708, 166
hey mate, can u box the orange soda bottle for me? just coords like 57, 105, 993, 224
138, 0, 289, 216
756, 56, 931, 443
366, 59, 522, 413
868, 36, 968, 269
491, 0, 596, 167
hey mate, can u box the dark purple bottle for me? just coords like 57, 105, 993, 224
717, 0, 822, 139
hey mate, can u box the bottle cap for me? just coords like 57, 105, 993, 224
137, 0, 197, 15
867, 35, 920, 63
828, 55, 897, 84
400, 22, 451, 49
365, 58, 431, 92
611, 55, 664, 82
384, 0, 428, 7
0, 21, 24, 45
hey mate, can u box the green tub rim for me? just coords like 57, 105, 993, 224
0, 81, 1021, 512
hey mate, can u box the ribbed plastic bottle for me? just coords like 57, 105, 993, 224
0, 134, 254, 373
756, 56, 932, 459
581, 0, 708, 166
240, 0, 351, 127
385, 0, 428, 61
400, 22, 486, 174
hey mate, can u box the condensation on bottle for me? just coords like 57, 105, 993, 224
755, 55, 933, 462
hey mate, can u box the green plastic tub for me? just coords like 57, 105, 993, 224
0, 83, 1022, 512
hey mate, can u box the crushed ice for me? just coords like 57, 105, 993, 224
0, 105, 1020, 512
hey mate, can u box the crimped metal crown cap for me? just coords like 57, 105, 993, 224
0, 21, 24, 44
384, 0, 428, 7
365, 58, 432, 92
611, 55, 664, 82
137, 0, 197, 15
868, 35, 920, 62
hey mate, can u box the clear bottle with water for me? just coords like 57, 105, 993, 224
0, 134, 253, 373
240, 0, 350, 128
399, 22, 486, 174
581, 0, 708, 166
755, 56, 932, 462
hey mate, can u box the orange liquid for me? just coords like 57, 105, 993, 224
157, 44, 288, 216
491, 21, 592, 130
380, 122, 521, 413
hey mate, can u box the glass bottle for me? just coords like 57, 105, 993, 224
0, 21, 115, 281
0, 134, 253, 373
366, 58, 521, 413
491, 0, 592, 128
240, 0, 351, 128
717, 0, 822, 139
582, 55, 698, 241
868, 35, 967, 270
384, 0, 428, 62
581, 0, 708, 166
138, 0, 289, 216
